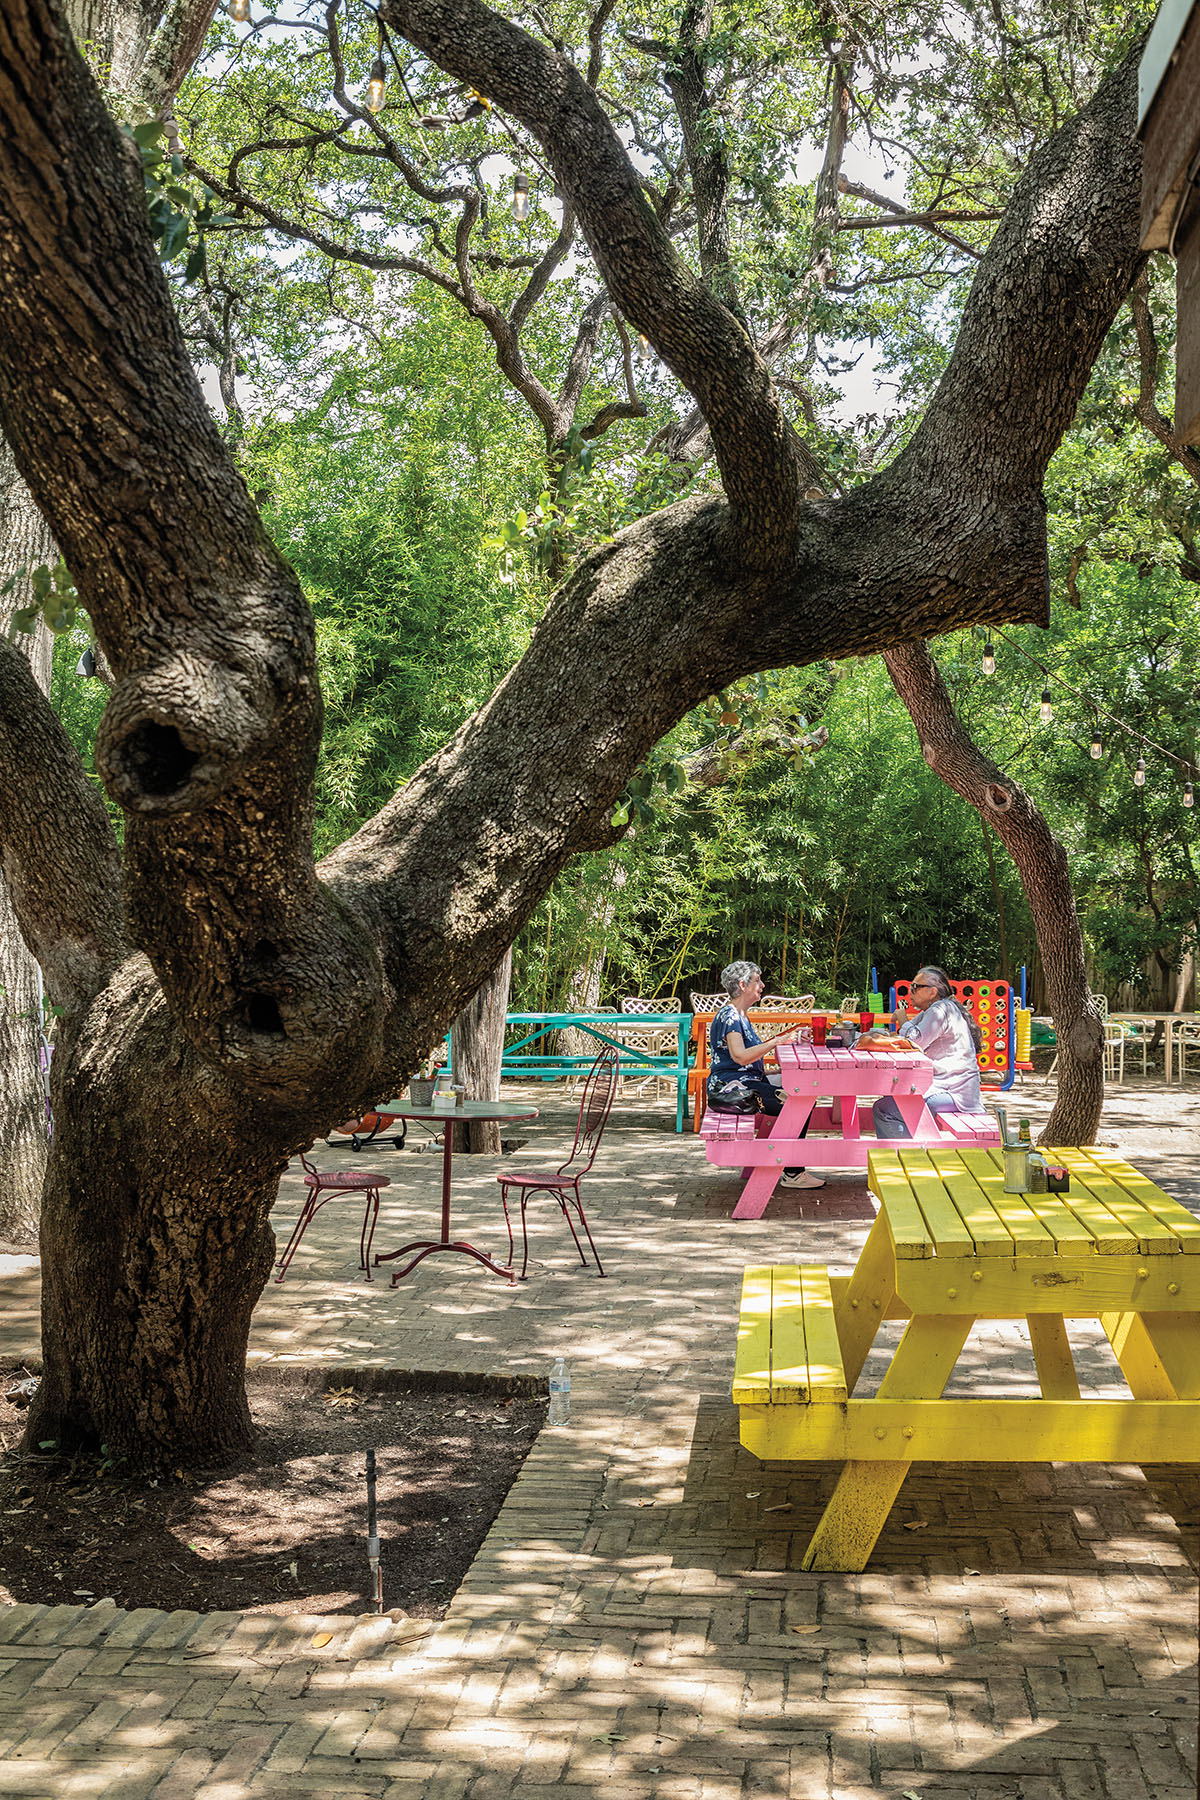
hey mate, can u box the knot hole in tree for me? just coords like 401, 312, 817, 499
984, 783, 1013, 812
120, 721, 201, 798
242, 994, 285, 1036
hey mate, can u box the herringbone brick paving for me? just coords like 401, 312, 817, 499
0, 1079, 1195, 1796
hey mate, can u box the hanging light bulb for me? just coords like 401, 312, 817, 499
1184, 781, 1195, 809
366, 55, 387, 113
512, 174, 530, 221
1039, 687, 1052, 724
981, 641, 995, 676
1090, 730, 1103, 759
228, 0, 250, 19
1134, 757, 1146, 787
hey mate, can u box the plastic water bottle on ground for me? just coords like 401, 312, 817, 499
548, 1358, 570, 1425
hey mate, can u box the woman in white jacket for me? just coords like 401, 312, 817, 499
873, 965, 983, 1139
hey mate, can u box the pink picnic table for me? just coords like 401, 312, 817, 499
703, 1040, 988, 1220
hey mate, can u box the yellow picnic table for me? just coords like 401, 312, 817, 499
733, 1144, 1200, 1571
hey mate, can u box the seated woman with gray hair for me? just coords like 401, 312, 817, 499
873, 965, 983, 1140
708, 960, 823, 1190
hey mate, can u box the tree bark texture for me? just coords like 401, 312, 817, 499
25, 961, 280, 1462
885, 642, 1104, 1144
451, 949, 512, 1155
0, 0, 1148, 1459
0, 876, 47, 1244
0, 436, 56, 1239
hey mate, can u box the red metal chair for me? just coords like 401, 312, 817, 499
497, 1048, 619, 1280
274, 1150, 391, 1283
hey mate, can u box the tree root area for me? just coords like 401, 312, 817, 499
0, 1367, 547, 1618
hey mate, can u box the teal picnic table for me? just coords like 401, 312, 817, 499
450, 1011, 692, 1132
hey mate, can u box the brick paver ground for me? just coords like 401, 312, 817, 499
0, 1075, 1195, 1797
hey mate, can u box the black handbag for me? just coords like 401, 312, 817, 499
706, 1080, 760, 1114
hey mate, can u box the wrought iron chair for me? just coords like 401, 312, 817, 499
496, 1048, 619, 1279
274, 1149, 391, 1284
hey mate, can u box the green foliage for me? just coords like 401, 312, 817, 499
4, 558, 80, 638
125, 121, 230, 283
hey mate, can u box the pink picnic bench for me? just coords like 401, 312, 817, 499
699, 1041, 1000, 1218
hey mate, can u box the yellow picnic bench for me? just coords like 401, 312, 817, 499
733, 1144, 1200, 1571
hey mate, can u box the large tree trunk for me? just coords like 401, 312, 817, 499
885, 642, 1104, 1144
452, 949, 513, 1154
25, 968, 277, 1461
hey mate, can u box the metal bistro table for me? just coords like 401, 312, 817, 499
372, 1099, 538, 1285
488, 1011, 692, 1132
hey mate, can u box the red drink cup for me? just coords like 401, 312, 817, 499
812, 1015, 827, 1046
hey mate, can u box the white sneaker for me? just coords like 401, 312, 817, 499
779, 1171, 825, 1189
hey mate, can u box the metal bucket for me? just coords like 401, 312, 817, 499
1002, 1146, 1030, 1193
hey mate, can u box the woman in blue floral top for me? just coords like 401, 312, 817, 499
708, 960, 823, 1190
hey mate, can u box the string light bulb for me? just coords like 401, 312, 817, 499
1134, 757, 1146, 787
512, 174, 530, 221
1090, 730, 1102, 759
1039, 687, 1052, 724
366, 55, 386, 112
1184, 781, 1195, 809
228, 0, 250, 19
981, 641, 995, 676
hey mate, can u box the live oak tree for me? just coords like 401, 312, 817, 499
0, 0, 1150, 1460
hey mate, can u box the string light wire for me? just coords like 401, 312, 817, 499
989, 625, 1198, 784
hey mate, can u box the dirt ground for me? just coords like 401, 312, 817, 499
0, 1367, 546, 1619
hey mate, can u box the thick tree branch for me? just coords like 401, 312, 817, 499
382, 0, 810, 567
662, 0, 741, 318
837, 209, 1002, 230
894, 49, 1144, 509
659, 42, 854, 476
0, 638, 127, 1005
883, 640, 1103, 1143
137, 0, 220, 109
1129, 269, 1200, 484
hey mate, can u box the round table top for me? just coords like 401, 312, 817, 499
373, 1099, 539, 1123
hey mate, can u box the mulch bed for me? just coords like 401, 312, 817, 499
0, 1366, 546, 1619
